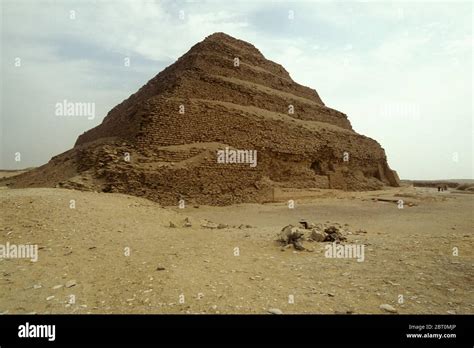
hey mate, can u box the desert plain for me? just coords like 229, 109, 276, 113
0, 171, 472, 315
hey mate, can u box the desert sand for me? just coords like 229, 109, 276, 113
0, 177, 472, 314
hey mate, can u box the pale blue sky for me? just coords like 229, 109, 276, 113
1, 0, 472, 179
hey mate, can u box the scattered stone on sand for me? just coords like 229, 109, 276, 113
65, 280, 77, 288
267, 308, 283, 315
236, 224, 253, 229
384, 280, 400, 286
379, 304, 397, 313
201, 220, 219, 229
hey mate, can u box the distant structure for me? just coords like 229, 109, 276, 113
9, 33, 400, 205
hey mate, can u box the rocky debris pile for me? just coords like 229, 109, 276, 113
277, 225, 306, 250
277, 220, 349, 250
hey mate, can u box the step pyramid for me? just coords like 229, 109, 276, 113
9, 32, 400, 205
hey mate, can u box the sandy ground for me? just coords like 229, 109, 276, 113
0, 184, 472, 314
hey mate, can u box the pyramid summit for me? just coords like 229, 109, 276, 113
8, 32, 400, 205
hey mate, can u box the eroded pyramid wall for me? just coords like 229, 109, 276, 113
8, 33, 400, 205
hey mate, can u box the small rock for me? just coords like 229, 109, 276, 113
310, 229, 326, 242
52, 284, 63, 290
33, 284, 42, 289
169, 221, 176, 228
379, 304, 397, 313
335, 310, 353, 314
447, 310, 456, 315
299, 220, 315, 229
324, 226, 346, 242
46, 296, 55, 301
293, 240, 305, 251
201, 221, 218, 229
217, 223, 228, 229
268, 308, 283, 315
65, 280, 77, 288
278, 225, 305, 249
156, 266, 166, 271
